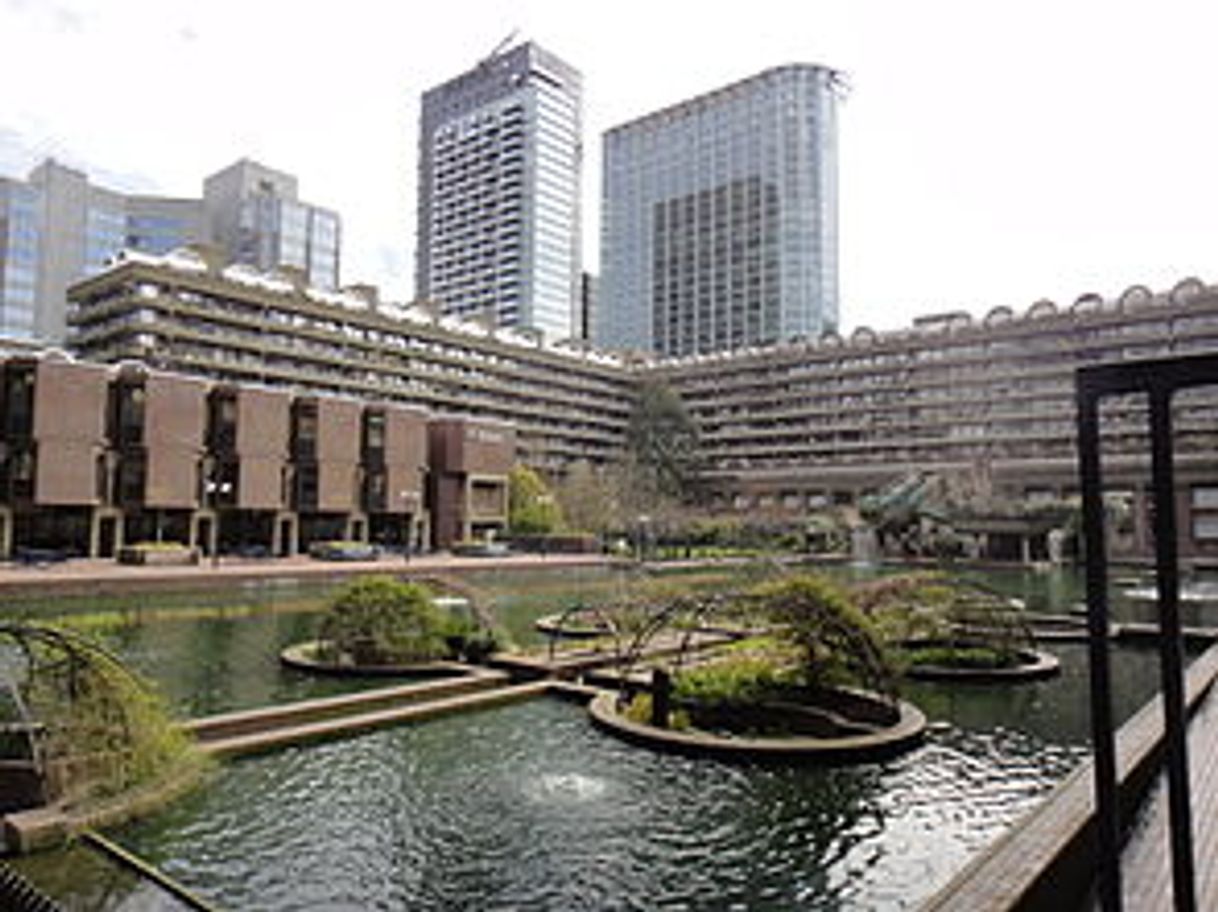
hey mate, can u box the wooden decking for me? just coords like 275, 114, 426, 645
1096, 669, 1218, 911
922, 643, 1218, 911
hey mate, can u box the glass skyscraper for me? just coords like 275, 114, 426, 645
0, 179, 40, 339
203, 159, 341, 292
0, 157, 342, 344
417, 42, 582, 342
598, 65, 844, 356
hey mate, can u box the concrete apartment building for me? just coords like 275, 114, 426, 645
68, 246, 629, 474
59, 250, 1218, 560
648, 282, 1218, 558
417, 41, 583, 342
598, 65, 845, 357
0, 158, 340, 345
0, 353, 510, 558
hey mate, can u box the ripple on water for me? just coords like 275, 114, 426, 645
114, 699, 1091, 911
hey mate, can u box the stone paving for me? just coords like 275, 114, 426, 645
0, 551, 614, 598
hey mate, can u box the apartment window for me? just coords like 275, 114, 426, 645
3, 366, 34, 439
116, 452, 147, 506
1194, 516, 1218, 542
293, 463, 319, 512
113, 383, 146, 448
1191, 486, 1218, 510
6, 447, 35, 502
208, 392, 238, 452
363, 410, 386, 460
291, 402, 319, 461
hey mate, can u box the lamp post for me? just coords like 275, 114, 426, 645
204, 477, 232, 568
636, 514, 651, 564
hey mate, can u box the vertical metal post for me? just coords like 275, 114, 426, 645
1078, 385, 1122, 912
1148, 385, 1197, 912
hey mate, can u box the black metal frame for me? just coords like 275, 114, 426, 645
1076, 354, 1218, 912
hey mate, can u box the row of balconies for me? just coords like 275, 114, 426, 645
75, 280, 628, 412
151, 334, 625, 461
0, 358, 522, 522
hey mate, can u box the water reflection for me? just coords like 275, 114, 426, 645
8, 565, 1187, 909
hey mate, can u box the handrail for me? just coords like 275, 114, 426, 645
1075, 352, 1218, 912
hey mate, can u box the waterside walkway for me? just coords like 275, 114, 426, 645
923, 642, 1218, 911
0, 551, 615, 598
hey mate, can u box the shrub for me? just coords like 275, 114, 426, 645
903, 644, 1020, 670
2, 622, 201, 806
673, 655, 794, 703
749, 574, 894, 697
319, 576, 450, 665
621, 692, 690, 730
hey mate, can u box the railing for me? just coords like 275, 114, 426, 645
1075, 353, 1218, 912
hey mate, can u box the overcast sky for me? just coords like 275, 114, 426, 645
2, 0, 1215, 331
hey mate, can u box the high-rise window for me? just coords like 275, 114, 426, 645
598, 65, 844, 357
417, 42, 582, 342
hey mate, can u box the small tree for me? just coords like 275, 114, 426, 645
750, 574, 895, 699
1, 622, 199, 806
554, 460, 618, 535
319, 576, 450, 665
508, 464, 562, 535
626, 379, 701, 502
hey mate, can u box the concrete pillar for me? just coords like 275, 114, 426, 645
1020, 535, 1032, 565
462, 476, 474, 543
88, 508, 100, 558
345, 512, 368, 543
89, 507, 123, 558
417, 509, 431, 554
272, 511, 297, 557
0, 507, 11, 559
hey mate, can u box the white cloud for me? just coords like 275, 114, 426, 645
2, 0, 1216, 328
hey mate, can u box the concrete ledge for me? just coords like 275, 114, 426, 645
3, 757, 208, 855
904, 647, 1061, 683
921, 642, 1218, 911
198, 680, 550, 758
534, 613, 613, 638
186, 668, 507, 743
588, 691, 926, 762
279, 641, 473, 678
2, 805, 68, 855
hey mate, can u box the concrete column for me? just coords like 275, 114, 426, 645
416, 509, 431, 554
462, 476, 474, 542
345, 512, 368, 542
89, 507, 125, 558
272, 512, 297, 557
0, 507, 11, 559
1020, 535, 1032, 565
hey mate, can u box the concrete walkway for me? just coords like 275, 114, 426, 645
0, 551, 615, 597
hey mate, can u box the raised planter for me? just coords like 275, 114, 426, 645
308, 541, 380, 562
900, 639, 1061, 683
117, 545, 199, 566
534, 611, 615, 639
279, 641, 472, 679
588, 689, 926, 762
